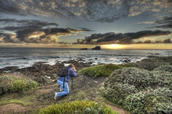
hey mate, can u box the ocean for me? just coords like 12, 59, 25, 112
0, 47, 172, 69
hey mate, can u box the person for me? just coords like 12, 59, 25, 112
54, 64, 77, 100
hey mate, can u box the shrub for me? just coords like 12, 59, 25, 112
102, 67, 172, 113
79, 64, 135, 77
0, 75, 38, 95
105, 67, 154, 89
101, 83, 137, 105
124, 88, 172, 114
154, 65, 172, 72
39, 100, 117, 114
150, 70, 172, 89
136, 57, 169, 71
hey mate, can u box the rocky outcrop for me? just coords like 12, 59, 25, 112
92, 46, 101, 50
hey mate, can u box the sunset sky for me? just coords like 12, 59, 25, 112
0, 0, 172, 45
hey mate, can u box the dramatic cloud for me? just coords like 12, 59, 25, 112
0, 27, 83, 43
81, 30, 171, 44
16, 28, 82, 43
0, 32, 18, 43
133, 33, 172, 43
0, 19, 58, 31
154, 17, 172, 29
0, 0, 171, 22
0, 19, 84, 43
0, 0, 171, 44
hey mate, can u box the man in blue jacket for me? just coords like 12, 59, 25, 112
54, 64, 77, 100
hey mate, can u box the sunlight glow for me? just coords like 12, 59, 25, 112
101, 44, 124, 49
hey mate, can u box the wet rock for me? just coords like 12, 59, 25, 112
121, 58, 131, 63
0, 66, 19, 74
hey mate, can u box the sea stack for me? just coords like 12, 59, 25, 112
92, 46, 101, 50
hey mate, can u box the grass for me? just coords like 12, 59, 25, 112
0, 74, 38, 95
79, 64, 135, 77
39, 100, 118, 114
0, 94, 34, 106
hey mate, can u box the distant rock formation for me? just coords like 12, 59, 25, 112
80, 48, 88, 50
92, 46, 101, 50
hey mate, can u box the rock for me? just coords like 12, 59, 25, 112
80, 48, 88, 50
121, 58, 131, 63
0, 66, 19, 74
92, 46, 101, 50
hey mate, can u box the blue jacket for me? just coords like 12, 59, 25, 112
58, 67, 77, 82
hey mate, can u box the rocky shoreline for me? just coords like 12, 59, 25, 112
1, 56, 172, 85
0, 59, 92, 84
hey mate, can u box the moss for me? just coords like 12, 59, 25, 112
39, 100, 117, 114
0, 75, 38, 95
79, 64, 135, 77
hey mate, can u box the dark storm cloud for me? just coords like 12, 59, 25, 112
83, 30, 171, 44
78, 27, 93, 32
0, 18, 85, 43
154, 17, 172, 29
0, 19, 58, 31
0, 0, 20, 14
0, 27, 83, 43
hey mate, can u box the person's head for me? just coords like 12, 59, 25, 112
68, 64, 75, 69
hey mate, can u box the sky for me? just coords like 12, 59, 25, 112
0, 0, 172, 44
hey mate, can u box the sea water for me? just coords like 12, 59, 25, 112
0, 47, 172, 69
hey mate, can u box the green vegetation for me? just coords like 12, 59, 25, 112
39, 100, 117, 114
124, 88, 172, 114
136, 56, 172, 71
0, 95, 34, 106
0, 75, 38, 95
79, 64, 135, 77
102, 66, 172, 114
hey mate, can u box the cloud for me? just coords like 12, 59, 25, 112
138, 21, 156, 25
0, 32, 18, 43
77, 27, 93, 31
0, 28, 83, 43
154, 17, 172, 29
0, 19, 58, 30
1, 0, 171, 23
0, 0, 20, 14
15, 27, 83, 43
0, 18, 86, 43
82, 30, 171, 44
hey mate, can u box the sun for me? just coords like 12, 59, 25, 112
101, 44, 123, 49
